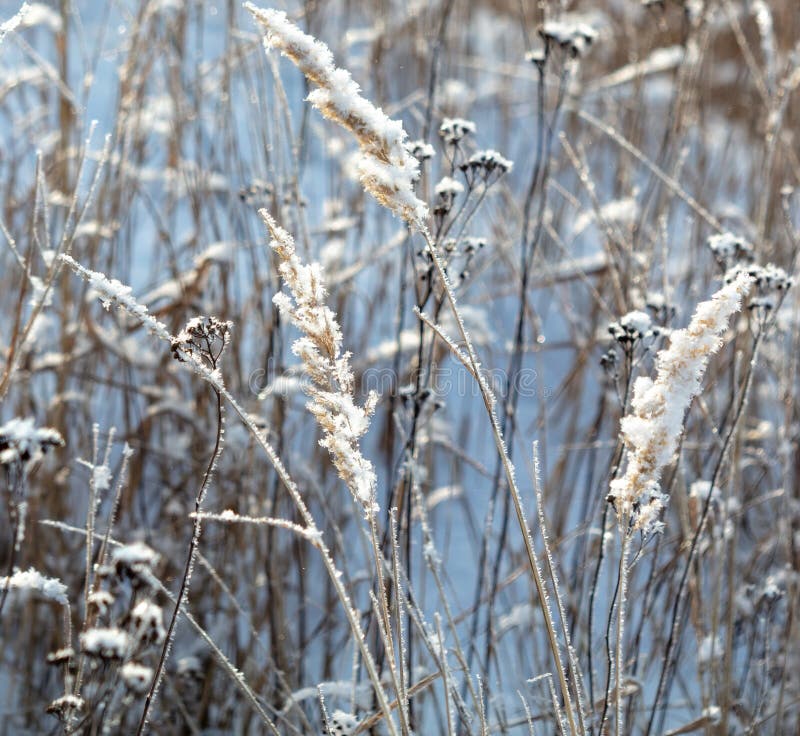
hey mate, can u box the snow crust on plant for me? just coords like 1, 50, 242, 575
610, 271, 753, 532
0, 568, 68, 605
80, 627, 130, 659
245, 4, 428, 228
262, 212, 379, 514
0, 416, 63, 466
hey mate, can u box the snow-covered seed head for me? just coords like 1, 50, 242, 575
525, 47, 547, 67
324, 710, 360, 735
129, 599, 166, 647
433, 176, 464, 216
0, 417, 63, 469
46, 647, 75, 666
0, 568, 68, 605
463, 236, 487, 254
87, 590, 115, 617
539, 19, 598, 57
260, 211, 379, 515
79, 627, 130, 660
46, 695, 85, 721
461, 149, 514, 177
177, 655, 204, 680
438, 117, 476, 145
608, 310, 653, 346
726, 262, 793, 314
171, 315, 232, 367
106, 542, 159, 588
708, 232, 754, 268
246, 5, 428, 229
120, 662, 154, 695
406, 139, 435, 162
609, 272, 753, 533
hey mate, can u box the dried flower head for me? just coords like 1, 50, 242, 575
325, 710, 360, 735
439, 117, 476, 145
80, 627, 130, 660
87, 589, 115, 617
608, 310, 653, 345
120, 662, 154, 695
433, 176, 464, 216
708, 232, 754, 269
726, 262, 793, 314
0, 417, 63, 469
261, 212, 379, 515
129, 599, 166, 647
406, 139, 435, 162
46, 647, 75, 666
105, 542, 159, 588
461, 149, 514, 178
539, 19, 598, 57
46, 695, 85, 720
171, 316, 232, 367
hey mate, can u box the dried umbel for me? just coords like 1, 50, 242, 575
460, 149, 514, 179
439, 117, 476, 145
726, 262, 793, 313
261, 211, 379, 515
171, 316, 232, 367
325, 710, 360, 735
120, 662, 154, 695
129, 599, 166, 648
609, 272, 753, 533
608, 310, 653, 345
708, 232, 754, 269
246, 4, 428, 229
539, 18, 598, 57
103, 542, 160, 589
46, 695, 85, 720
0, 417, 63, 469
79, 627, 130, 660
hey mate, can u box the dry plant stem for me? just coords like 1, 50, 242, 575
44, 521, 287, 735
532, 442, 587, 734
415, 229, 580, 736
59, 254, 303, 734
614, 533, 629, 736
389, 510, 411, 730
587, 362, 633, 715
576, 110, 722, 233
70, 446, 132, 705
472, 94, 560, 695
0, 485, 22, 618
421, 0, 456, 142
136, 386, 224, 735
410, 482, 482, 723
0, 130, 111, 402
218, 386, 397, 734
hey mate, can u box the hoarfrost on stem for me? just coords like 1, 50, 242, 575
0, 568, 68, 605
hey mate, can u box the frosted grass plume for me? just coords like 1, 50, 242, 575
609, 271, 753, 532
246, 4, 428, 229
261, 210, 379, 515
